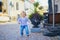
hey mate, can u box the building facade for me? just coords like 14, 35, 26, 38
0, 0, 60, 22
0, 0, 25, 21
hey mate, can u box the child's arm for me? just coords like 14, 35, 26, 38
27, 18, 31, 24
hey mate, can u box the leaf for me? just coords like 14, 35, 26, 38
33, 2, 39, 7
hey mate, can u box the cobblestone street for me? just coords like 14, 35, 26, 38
0, 23, 59, 40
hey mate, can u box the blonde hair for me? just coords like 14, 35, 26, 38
20, 11, 26, 17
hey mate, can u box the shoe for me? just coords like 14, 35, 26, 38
20, 35, 23, 37
27, 35, 29, 37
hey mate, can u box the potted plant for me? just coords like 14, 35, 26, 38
29, 2, 44, 32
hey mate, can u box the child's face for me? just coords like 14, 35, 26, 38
21, 12, 26, 17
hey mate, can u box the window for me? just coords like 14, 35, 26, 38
16, 2, 19, 10
0, 2, 2, 12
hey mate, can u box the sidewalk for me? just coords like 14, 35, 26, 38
0, 22, 17, 25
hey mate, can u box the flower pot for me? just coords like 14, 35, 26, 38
31, 28, 41, 33
29, 13, 43, 32
29, 13, 42, 28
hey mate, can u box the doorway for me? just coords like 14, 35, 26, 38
0, 2, 2, 12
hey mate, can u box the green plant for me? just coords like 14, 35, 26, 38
28, 2, 44, 28
29, 2, 44, 20
33, 2, 39, 13
29, 12, 44, 20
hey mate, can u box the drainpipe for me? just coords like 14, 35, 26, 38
52, 0, 55, 27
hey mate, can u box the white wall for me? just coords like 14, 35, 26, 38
0, 0, 2, 1
7, 0, 60, 17
55, 0, 60, 13
7, 0, 25, 17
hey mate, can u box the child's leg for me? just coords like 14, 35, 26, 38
20, 25, 24, 36
25, 25, 29, 36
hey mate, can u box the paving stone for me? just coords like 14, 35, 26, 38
0, 23, 60, 40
